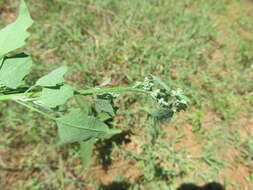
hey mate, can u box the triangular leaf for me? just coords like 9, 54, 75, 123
99, 78, 111, 87
0, 53, 32, 89
151, 75, 170, 91
75, 96, 91, 116
0, 0, 33, 57
97, 112, 112, 121
56, 109, 121, 144
35, 66, 68, 87
94, 99, 115, 116
35, 85, 74, 108
80, 139, 96, 168
152, 108, 174, 122
75, 97, 95, 168
0, 57, 4, 65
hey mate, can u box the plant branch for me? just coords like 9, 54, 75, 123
0, 86, 147, 102
14, 100, 57, 121
76, 87, 147, 95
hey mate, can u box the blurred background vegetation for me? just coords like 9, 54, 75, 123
0, 0, 252, 189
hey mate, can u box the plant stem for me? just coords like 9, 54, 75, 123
16, 101, 122, 133
0, 87, 147, 102
14, 100, 57, 121
0, 93, 25, 101
77, 87, 147, 95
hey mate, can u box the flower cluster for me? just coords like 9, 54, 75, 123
133, 75, 189, 122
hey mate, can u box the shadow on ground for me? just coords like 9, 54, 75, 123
100, 182, 224, 190
177, 182, 225, 190
100, 181, 131, 190
96, 130, 132, 171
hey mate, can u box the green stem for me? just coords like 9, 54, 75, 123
77, 87, 147, 95
0, 87, 147, 102
15, 100, 121, 133
0, 93, 25, 101
0, 87, 148, 121
14, 100, 57, 121
24, 85, 36, 95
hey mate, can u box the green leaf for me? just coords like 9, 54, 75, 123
35, 85, 74, 108
150, 75, 170, 91
94, 99, 115, 116
75, 96, 91, 116
56, 109, 121, 144
97, 112, 112, 121
0, 0, 33, 57
0, 53, 32, 89
0, 57, 4, 65
35, 66, 68, 87
99, 78, 111, 87
80, 139, 96, 168
152, 108, 174, 122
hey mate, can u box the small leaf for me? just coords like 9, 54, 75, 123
150, 75, 170, 91
97, 112, 112, 121
94, 99, 115, 116
0, 53, 32, 89
56, 109, 121, 144
35, 85, 74, 108
80, 139, 96, 168
0, 57, 4, 65
35, 66, 68, 87
99, 78, 111, 87
152, 108, 174, 122
75, 96, 91, 116
0, 0, 33, 57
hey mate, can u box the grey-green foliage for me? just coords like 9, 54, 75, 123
0, 0, 33, 89
35, 85, 74, 108
56, 109, 121, 144
35, 66, 68, 87
151, 75, 171, 91
0, 0, 33, 57
75, 96, 96, 168
0, 54, 32, 88
134, 75, 189, 122
94, 99, 115, 116
0, 0, 189, 168
80, 139, 96, 168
